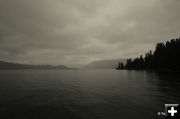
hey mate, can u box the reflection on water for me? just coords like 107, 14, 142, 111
0, 70, 179, 119
156, 73, 180, 104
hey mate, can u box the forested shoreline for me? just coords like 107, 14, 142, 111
117, 38, 180, 72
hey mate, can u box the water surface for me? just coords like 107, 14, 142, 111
0, 69, 180, 119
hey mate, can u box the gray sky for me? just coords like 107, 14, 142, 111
0, 0, 180, 67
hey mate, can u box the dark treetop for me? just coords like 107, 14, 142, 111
117, 37, 180, 72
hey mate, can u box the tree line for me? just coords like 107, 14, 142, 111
117, 37, 180, 71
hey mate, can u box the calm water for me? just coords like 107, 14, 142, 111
0, 69, 180, 119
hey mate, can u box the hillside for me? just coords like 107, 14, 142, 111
85, 59, 126, 69
0, 61, 72, 70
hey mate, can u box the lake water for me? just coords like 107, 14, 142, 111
0, 69, 180, 119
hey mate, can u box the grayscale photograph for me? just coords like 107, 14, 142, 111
0, 0, 180, 119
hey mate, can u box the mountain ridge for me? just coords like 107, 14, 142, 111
0, 60, 74, 69
84, 59, 126, 69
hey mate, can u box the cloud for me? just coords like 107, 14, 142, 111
0, 0, 180, 67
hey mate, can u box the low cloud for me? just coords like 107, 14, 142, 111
0, 0, 180, 67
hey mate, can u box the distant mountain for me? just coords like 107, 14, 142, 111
84, 59, 126, 69
0, 61, 73, 69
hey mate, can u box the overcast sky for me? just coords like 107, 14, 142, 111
0, 0, 180, 67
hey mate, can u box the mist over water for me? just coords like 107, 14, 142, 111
0, 70, 180, 119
